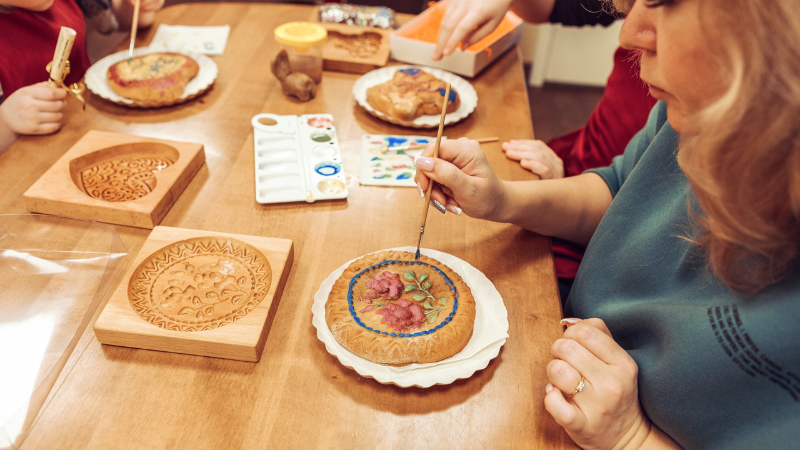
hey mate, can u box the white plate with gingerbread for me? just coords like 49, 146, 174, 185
312, 247, 508, 388
85, 48, 218, 108
352, 65, 478, 128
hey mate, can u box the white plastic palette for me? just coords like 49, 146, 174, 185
252, 113, 348, 204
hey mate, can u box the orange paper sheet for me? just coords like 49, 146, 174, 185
396, 1, 520, 54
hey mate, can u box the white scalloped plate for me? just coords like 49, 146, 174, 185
352, 66, 478, 128
311, 247, 508, 388
85, 48, 217, 108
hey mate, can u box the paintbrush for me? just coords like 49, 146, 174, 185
128, 0, 141, 63
415, 83, 450, 260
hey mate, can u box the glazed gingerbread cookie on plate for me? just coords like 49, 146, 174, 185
365, 68, 460, 122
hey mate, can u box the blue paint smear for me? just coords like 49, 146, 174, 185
396, 173, 412, 180
437, 88, 457, 104
399, 67, 421, 76
385, 136, 408, 148
414, 139, 429, 144
370, 156, 380, 161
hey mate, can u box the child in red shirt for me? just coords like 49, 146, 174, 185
0, 0, 163, 152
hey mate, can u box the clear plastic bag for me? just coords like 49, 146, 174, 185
0, 214, 127, 449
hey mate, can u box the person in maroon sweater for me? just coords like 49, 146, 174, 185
0, 0, 163, 152
434, 0, 656, 300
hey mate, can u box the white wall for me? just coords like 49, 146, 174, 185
519, 21, 623, 87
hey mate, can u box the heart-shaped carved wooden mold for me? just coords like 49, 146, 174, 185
69, 143, 180, 202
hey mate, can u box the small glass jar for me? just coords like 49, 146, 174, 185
274, 22, 327, 84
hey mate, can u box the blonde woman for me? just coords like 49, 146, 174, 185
415, 0, 800, 448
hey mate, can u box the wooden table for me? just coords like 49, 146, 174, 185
2, 3, 574, 449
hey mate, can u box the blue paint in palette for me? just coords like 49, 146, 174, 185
315, 162, 341, 176
396, 173, 412, 180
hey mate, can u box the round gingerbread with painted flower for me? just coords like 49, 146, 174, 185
325, 250, 476, 365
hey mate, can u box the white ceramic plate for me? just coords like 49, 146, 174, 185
311, 247, 508, 388
352, 65, 478, 128
85, 48, 218, 108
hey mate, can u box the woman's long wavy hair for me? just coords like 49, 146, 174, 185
613, 0, 800, 293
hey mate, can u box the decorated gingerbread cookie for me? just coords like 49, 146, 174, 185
325, 250, 476, 365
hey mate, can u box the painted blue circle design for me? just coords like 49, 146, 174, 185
315, 162, 341, 176
347, 260, 459, 337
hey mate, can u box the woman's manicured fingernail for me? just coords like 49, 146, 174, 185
560, 318, 582, 328
414, 156, 434, 171
545, 383, 553, 393
446, 205, 462, 216
416, 182, 424, 198
432, 199, 446, 214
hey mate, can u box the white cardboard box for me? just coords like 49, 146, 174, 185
390, 0, 523, 78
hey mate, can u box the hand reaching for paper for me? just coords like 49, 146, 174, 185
431, 0, 513, 61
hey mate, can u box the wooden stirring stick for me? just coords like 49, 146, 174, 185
415, 83, 451, 260
128, 0, 141, 63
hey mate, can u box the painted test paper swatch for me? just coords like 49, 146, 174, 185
359, 135, 445, 187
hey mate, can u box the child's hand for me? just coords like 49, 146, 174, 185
413, 138, 510, 220
502, 139, 565, 179
546, 319, 651, 450
0, 82, 66, 136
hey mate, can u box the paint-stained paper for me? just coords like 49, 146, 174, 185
359, 134, 445, 187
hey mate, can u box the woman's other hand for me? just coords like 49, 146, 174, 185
502, 139, 565, 179
431, 0, 513, 61
0, 82, 66, 136
413, 138, 509, 220
546, 319, 652, 450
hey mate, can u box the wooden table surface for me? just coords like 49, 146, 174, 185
2, 3, 574, 449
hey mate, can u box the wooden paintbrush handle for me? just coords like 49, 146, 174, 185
129, 0, 141, 58
419, 83, 451, 226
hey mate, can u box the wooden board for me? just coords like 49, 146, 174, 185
320, 23, 391, 74
23, 130, 205, 229
93, 226, 294, 362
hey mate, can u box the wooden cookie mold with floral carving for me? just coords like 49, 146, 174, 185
23, 130, 205, 228
94, 226, 293, 362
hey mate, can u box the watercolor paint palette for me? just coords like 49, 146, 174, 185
252, 113, 348, 203
360, 134, 445, 187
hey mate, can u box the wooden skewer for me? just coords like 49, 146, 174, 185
475, 137, 499, 144
128, 0, 141, 63
48, 27, 76, 88
415, 83, 450, 260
